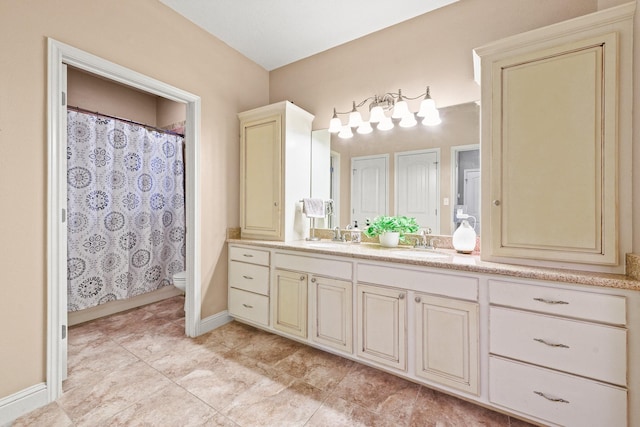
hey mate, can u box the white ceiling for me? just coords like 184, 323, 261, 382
158, 0, 458, 71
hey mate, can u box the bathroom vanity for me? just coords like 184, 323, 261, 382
227, 240, 640, 426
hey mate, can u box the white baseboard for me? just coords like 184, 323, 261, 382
0, 383, 49, 426
198, 310, 232, 335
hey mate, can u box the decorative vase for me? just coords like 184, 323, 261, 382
379, 232, 400, 248
452, 219, 477, 253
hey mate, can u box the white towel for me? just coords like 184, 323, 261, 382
302, 198, 325, 218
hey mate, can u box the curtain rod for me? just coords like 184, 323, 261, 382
67, 105, 185, 138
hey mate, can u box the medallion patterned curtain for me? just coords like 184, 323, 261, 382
66, 110, 186, 311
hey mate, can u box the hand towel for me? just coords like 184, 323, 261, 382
303, 198, 325, 218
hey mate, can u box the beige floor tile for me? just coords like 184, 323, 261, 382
235, 329, 305, 366
12, 402, 73, 427
100, 382, 221, 426
14, 298, 524, 426
274, 345, 355, 391
409, 387, 510, 427
57, 360, 173, 426
222, 379, 326, 427
333, 363, 420, 424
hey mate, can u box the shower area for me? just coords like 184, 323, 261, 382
66, 67, 187, 324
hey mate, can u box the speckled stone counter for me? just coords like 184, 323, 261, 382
227, 238, 640, 292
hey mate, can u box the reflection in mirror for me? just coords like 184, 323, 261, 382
452, 145, 480, 233
311, 101, 479, 236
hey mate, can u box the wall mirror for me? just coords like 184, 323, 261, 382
311, 101, 479, 236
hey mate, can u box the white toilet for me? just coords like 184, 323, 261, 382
173, 271, 186, 293
173, 271, 187, 311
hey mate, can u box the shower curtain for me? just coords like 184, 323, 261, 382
66, 110, 186, 311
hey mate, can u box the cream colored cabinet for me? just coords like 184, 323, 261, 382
356, 283, 407, 371
475, 4, 633, 269
238, 101, 314, 241
228, 245, 271, 326
310, 275, 352, 353
414, 293, 479, 395
488, 278, 628, 426
272, 269, 308, 338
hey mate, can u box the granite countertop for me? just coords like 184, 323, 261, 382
227, 238, 640, 292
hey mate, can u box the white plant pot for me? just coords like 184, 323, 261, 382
379, 232, 400, 247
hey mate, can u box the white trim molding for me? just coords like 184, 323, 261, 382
0, 384, 48, 426
198, 310, 234, 336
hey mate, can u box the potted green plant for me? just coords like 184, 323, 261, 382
364, 216, 420, 247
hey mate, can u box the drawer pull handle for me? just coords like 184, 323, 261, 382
534, 338, 570, 349
242, 254, 254, 258
534, 391, 570, 404
242, 275, 254, 280
242, 303, 254, 309
533, 297, 569, 305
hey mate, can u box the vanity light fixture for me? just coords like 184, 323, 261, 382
329, 86, 441, 138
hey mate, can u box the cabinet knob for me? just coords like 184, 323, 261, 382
300, 276, 306, 281
415, 296, 421, 303
399, 293, 405, 300
492, 200, 501, 206
274, 202, 278, 207
310, 277, 316, 283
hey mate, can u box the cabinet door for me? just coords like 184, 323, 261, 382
240, 115, 282, 239
272, 269, 307, 338
483, 33, 618, 265
415, 293, 479, 394
356, 283, 406, 371
310, 275, 352, 353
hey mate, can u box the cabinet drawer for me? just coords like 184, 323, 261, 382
229, 261, 269, 295
273, 252, 352, 280
229, 245, 270, 266
489, 280, 626, 325
228, 288, 269, 326
358, 263, 478, 301
490, 307, 626, 386
490, 356, 626, 427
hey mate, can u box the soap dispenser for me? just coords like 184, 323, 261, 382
351, 221, 362, 244
452, 213, 476, 254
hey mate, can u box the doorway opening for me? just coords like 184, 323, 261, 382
47, 38, 202, 402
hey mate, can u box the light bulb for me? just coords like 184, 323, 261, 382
357, 121, 373, 134
399, 113, 417, 128
377, 116, 394, 131
347, 101, 362, 128
369, 105, 385, 123
329, 117, 342, 133
392, 89, 409, 119
338, 125, 353, 139
421, 110, 442, 126
417, 87, 437, 117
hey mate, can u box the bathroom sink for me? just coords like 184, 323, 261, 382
304, 241, 349, 249
391, 249, 450, 259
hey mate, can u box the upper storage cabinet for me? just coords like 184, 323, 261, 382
474, 3, 634, 272
238, 101, 314, 241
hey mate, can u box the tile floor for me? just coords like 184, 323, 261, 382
13, 296, 536, 426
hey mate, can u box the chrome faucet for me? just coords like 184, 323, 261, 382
332, 226, 342, 241
414, 228, 437, 249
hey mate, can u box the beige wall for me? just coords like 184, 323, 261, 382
67, 67, 159, 125
0, 0, 268, 398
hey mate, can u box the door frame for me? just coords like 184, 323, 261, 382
47, 38, 202, 401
